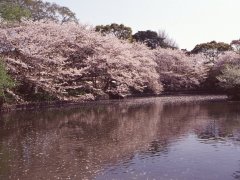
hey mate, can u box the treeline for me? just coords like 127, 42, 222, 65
0, 0, 240, 109
96, 23, 178, 49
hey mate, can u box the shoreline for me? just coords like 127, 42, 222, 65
1, 92, 228, 113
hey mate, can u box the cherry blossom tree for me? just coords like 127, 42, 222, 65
231, 39, 240, 54
0, 20, 162, 101
213, 51, 240, 99
154, 48, 208, 91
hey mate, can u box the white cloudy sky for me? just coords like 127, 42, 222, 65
47, 0, 240, 50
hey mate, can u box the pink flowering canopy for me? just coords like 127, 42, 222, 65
154, 48, 208, 91
0, 20, 162, 101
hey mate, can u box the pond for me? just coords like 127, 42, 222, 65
0, 95, 240, 180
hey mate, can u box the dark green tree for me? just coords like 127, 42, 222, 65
191, 41, 232, 54
0, 0, 77, 23
0, 2, 30, 22
132, 30, 169, 49
191, 41, 232, 61
95, 23, 133, 40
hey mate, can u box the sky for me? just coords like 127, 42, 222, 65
47, 0, 240, 50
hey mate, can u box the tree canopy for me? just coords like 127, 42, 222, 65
191, 41, 232, 54
0, 21, 162, 101
154, 48, 207, 91
212, 52, 240, 99
231, 39, 240, 54
191, 41, 232, 61
0, 0, 77, 23
0, 2, 31, 22
95, 23, 133, 40
132, 30, 173, 49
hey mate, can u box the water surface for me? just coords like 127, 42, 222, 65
0, 95, 240, 180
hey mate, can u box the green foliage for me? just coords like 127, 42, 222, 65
0, 59, 15, 107
191, 41, 232, 54
132, 30, 169, 49
0, 0, 77, 23
95, 23, 132, 40
0, 2, 31, 22
191, 41, 233, 62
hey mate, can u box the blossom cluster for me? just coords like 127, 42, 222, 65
154, 48, 208, 91
0, 21, 162, 100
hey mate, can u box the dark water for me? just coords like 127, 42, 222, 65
0, 95, 240, 180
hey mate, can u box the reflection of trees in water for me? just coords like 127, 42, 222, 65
0, 97, 239, 179
141, 101, 206, 156
197, 119, 226, 139
233, 170, 240, 179
0, 143, 11, 179
194, 102, 240, 141
0, 100, 164, 179
233, 160, 240, 180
